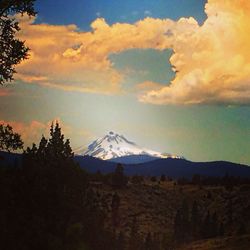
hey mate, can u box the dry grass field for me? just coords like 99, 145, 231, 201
91, 178, 250, 249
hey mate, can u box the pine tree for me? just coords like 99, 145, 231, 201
37, 136, 47, 163
144, 232, 153, 250
0, 0, 36, 84
211, 212, 218, 237
201, 211, 211, 239
227, 199, 233, 226
160, 174, 166, 182
0, 124, 23, 152
47, 122, 74, 164
111, 192, 121, 228
24, 122, 74, 168
112, 163, 127, 188
24, 143, 38, 166
238, 222, 247, 235
174, 209, 182, 240
181, 199, 190, 240
116, 231, 125, 250
219, 222, 225, 236
129, 216, 142, 250
191, 200, 200, 239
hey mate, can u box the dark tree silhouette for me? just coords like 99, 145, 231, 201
181, 199, 190, 240
174, 209, 182, 240
201, 211, 212, 239
0, 0, 36, 84
226, 199, 233, 226
0, 122, 118, 250
0, 123, 23, 152
24, 122, 74, 167
219, 222, 225, 236
47, 122, 74, 161
160, 174, 166, 182
131, 174, 144, 185
112, 163, 127, 188
111, 192, 121, 228
129, 216, 142, 250
238, 221, 247, 235
191, 200, 200, 239
144, 232, 154, 250
116, 231, 125, 250
150, 176, 157, 182
211, 212, 218, 237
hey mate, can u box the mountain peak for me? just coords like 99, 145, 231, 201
75, 132, 181, 161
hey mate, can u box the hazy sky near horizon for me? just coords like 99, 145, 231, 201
0, 0, 250, 165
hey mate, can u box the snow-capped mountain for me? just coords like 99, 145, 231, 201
74, 131, 181, 160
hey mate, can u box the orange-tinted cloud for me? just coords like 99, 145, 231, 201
0, 118, 71, 147
15, 0, 250, 104
0, 120, 46, 146
15, 14, 178, 95
139, 0, 250, 104
135, 81, 164, 93
0, 88, 12, 96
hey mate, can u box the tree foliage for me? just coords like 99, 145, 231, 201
0, 123, 23, 152
0, 0, 36, 84
24, 122, 74, 167
174, 199, 223, 243
0, 122, 118, 250
129, 216, 142, 250
112, 163, 128, 188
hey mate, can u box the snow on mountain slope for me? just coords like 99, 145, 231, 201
74, 131, 181, 160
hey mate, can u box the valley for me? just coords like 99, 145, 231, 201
91, 175, 250, 249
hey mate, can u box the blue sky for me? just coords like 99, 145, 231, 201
35, 0, 207, 29
1, 0, 250, 165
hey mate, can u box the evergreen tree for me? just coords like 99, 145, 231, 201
46, 122, 74, 164
1, 121, 118, 250
238, 222, 247, 235
181, 199, 190, 240
0, 124, 23, 152
150, 176, 157, 182
144, 232, 154, 250
24, 122, 74, 168
112, 163, 127, 188
160, 174, 166, 182
201, 211, 211, 239
211, 212, 218, 237
219, 222, 225, 236
129, 216, 142, 250
226, 199, 233, 226
131, 175, 143, 185
116, 231, 125, 250
111, 192, 121, 228
152, 233, 161, 250
191, 200, 200, 239
192, 174, 201, 185
0, 0, 36, 84
174, 209, 182, 241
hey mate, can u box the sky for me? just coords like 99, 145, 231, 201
0, 0, 250, 165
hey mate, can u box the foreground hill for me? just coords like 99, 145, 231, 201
91, 177, 250, 249
176, 234, 250, 250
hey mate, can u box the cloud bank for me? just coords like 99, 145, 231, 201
139, 0, 250, 105
16, 0, 250, 104
0, 118, 71, 147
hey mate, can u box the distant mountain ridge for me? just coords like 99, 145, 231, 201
74, 131, 181, 161
110, 154, 160, 164
1, 151, 250, 179
74, 156, 250, 178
